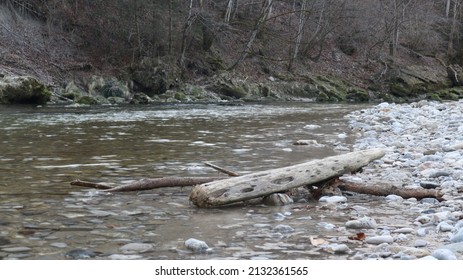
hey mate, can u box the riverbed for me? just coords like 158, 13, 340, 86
0, 102, 370, 259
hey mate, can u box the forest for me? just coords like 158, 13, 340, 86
1, 0, 463, 104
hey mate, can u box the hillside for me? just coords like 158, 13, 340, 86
1, 0, 463, 104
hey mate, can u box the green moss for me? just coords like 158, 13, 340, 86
174, 92, 187, 101
220, 85, 247, 99
76, 95, 99, 105
347, 88, 370, 102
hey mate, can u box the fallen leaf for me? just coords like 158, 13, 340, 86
348, 232, 366, 241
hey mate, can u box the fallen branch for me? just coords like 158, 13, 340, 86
71, 177, 225, 192
70, 180, 113, 190
336, 180, 444, 201
204, 162, 240, 177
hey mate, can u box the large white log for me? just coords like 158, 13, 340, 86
189, 149, 385, 208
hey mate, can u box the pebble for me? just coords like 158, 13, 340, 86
50, 242, 67, 248
450, 228, 463, 243
263, 193, 293, 206
184, 238, 209, 253
365, 235, 394, 245
1, 246, 32, 253
440, 242, 463, 253
273, 224, 295, 233
108, 254, 143, 260
119, 243, 153, 254
326, 244, 350, 254
319, 196, 347, 203
432, 249, 457, 260
393, 227, 414, 234
65, 249, 99, 259
345, 217, 377, 229
437, 222, 454, 232
414, 239, 428, 247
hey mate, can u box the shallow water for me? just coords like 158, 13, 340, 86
0, 102, 388, 259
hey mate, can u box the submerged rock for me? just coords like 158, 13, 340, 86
184, 238, 209, 253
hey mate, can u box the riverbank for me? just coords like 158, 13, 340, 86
333, 100, 463, 259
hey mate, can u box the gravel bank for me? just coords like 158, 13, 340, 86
340, 100, 463, 259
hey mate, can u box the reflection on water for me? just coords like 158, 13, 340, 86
0, 103, 371, 259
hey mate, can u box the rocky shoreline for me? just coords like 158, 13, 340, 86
333, 100, 463, 260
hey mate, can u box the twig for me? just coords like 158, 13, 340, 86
204, 162, 240, 177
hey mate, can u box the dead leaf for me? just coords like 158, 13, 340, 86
348, 232, 366, 241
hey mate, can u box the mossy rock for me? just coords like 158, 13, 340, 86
0, 76, 51, 105
76, 95, 99, 105
174, 92, 188, 101
100, 80, 128, 98
346, 88, 370, 102
428, 87, 463, 101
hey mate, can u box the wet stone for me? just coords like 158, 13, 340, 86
108, 254, 143, 260
50, 242, 67, 248
273, 224, 295, 233
420, 181, 441, 189
184, 238, 209, 253
65, 249, 100, 259
2, 246, 32, 253
319, 196, 347, 204
119, 243, 154, 254
345, 217, 377, 229
263, 193, 293, 206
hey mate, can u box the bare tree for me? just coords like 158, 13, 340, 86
228, 0, 274, 70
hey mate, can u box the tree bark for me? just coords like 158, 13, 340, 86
189, 149, 385, 208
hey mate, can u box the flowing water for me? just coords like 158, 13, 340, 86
0, 102, 376, 260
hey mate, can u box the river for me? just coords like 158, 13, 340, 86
0, 102, 372, 259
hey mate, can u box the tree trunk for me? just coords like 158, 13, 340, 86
189, 149, 385, 208
225, 0, 234, 23
288, 0, 308, 71
228, 0, 273, 70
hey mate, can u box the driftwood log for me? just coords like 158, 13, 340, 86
189, 148, 385, 208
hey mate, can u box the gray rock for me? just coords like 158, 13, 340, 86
345, 217, 377, 229
385, 194, 404, 201
273, 224, 295, 233
184, 238, 209, 253
319, 196, 347, 203
450, 228, 463, 243
263, 193, 293, 206
432, 249, 457, 260
437, 221, 454, 232
393, 227, 414, 234
440, 242, 463, 253
328, 244, 350, 254
65, 249, 100, 259
414, 239, 428, 247
108, 254, 143, 260
119, 243, 153, 254
420, 181, 441, 189
365, 235, 394, 245
1, 247, 32, 253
